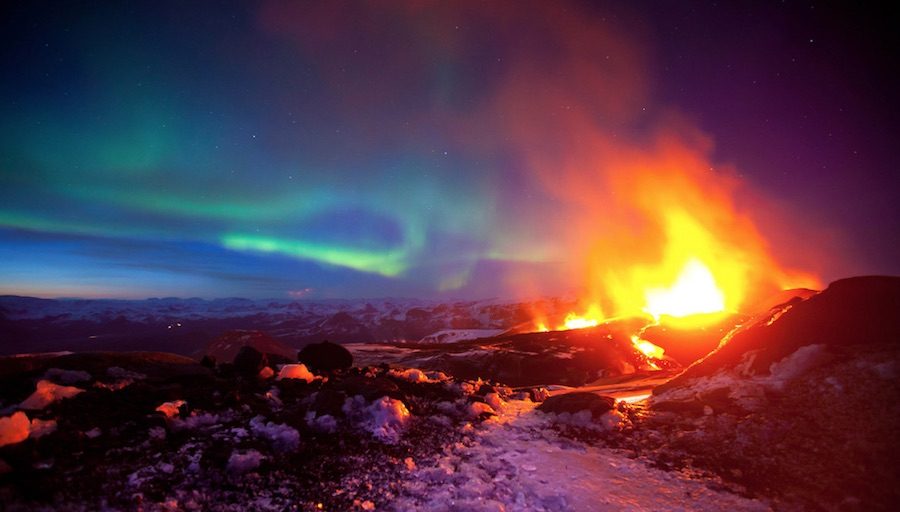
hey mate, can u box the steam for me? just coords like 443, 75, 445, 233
259, 1, 822, 306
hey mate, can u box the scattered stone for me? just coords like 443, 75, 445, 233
233, 346, 267, 376
537, 392, 616, 419
20, 380, 84, 410
298, 340, 353, 372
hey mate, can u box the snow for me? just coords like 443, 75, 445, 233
0, 412, 30, 447
29, 417, 57, 439
227, 449, 264, 474
417, 329, 504, 344
389, 368, 448, 383
767, 344, 827, 390
467, 401, 497, 418
305, 412, 338, 433
277, 364, 316, 382
249, 416, 300, 452
342, 395, 411, 444
484, 392, 505, 412
395, 398, 770, 511
19, 380, 85, 410
172, 412, 221, 431
0, 412, 57, 447
258, 366, 275, 379
156, 400, 187, 418
653, 344, 830, 410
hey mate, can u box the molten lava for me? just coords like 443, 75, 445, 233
643, 258, 727, 324
561, 304, 603, 330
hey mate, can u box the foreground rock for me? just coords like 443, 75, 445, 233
0, 351, 498, 511
297, 340, 353, 372
658, 275, 900, 392
537, 392, 616, 418
640, 275, 900, 510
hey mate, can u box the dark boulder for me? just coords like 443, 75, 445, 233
232, 346, 266, 376
537, 392, 616, 418
298, 340, 353, 372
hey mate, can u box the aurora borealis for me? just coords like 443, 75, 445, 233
1, 1, 897, 299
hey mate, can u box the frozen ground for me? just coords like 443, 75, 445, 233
396, 398, 769, 511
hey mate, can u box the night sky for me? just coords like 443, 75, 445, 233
1, 1, 897, 299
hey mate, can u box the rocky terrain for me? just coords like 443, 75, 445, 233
0, 296, 575, 356
1, 276, 898, 511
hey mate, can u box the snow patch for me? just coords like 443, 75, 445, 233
654, 344, 830, 411
0, 412, 57, 447
29, 417, 57, 439
467, 401, 497, 419
343, 395, 411, 444
172, 412, 221, 431
276, 364, 316, 382
305, 412, 338, 433
417, 329, 504, 344
0, 412, 30, 447
249, 416, 300, 452
156, 400, 187, 418
389, 368, 448, 383
227, 449, 264, 474
20, 380, 84, 410
395, 398, 768, 511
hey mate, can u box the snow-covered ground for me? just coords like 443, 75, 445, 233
396, 398, 769, 511
417, 329, 506, 344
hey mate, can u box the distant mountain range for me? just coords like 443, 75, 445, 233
0, 295, 570, 356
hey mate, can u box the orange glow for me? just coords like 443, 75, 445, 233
630, 335, 664, 360
560, 304, 604, 330
643, 258, 726, 324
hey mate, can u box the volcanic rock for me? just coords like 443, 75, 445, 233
0, 350, 485, 510
298, 340, 353, 372
657, 275, 900, 393
232, 346, 267, 376
205, 330, 296, 363
537, 392, 616, 418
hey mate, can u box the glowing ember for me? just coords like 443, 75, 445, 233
643, 258, 725, 320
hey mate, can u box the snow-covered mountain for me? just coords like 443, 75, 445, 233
0, 296, 551, 356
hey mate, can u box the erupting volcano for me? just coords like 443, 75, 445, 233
1, 0, 897, 510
